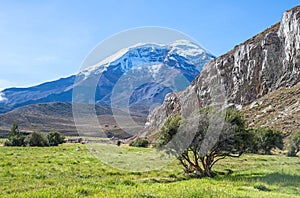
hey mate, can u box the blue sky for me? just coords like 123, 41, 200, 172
0, 0, 299, 90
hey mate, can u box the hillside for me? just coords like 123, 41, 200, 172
0, 102, 145, 138
242, 83, 300, 134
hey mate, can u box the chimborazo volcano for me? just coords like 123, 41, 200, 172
0, 40, 214, 114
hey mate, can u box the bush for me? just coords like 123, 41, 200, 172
129, 138, 149, 147
156, 115, 181, 147
4, 122, 65, 147
47, 132, 65, 146
287, 130, 300, 157
116, 140, 122, 147
25, 131, 49, 147
4, 121, 26, 146
249, 127, 283, 155
4, 135, 26, 146
4, 140, 13, 146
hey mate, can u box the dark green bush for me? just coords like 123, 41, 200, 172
116, 140, 122, 146
25, 131, 49, 147
129, 138, 149, 148
4, 135, 26, 146
4, 140, 12, 146
156, 115, 181, 148
47, 132, 65, 146
4, 122, 65, 147
249, 127, 283, 155
4, 121, 26, 146
287, 130, 300, 157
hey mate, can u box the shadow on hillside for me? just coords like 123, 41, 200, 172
220, 172, 300, 187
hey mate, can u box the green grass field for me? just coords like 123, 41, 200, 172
0, 142, 299, 198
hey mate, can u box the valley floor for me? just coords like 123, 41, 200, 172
0, 142, 299, 197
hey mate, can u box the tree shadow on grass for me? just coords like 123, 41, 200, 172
138, 167, 300, 187
254, 172, 300, 187
219, 172, 300, 188
140, 177, 188, 184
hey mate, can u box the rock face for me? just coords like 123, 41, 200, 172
146, 6, 300, 132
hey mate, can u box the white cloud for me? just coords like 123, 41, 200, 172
0, 92, 7, 102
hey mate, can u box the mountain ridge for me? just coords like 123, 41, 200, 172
0, 102, 143, 138
145, 5, 300, 134
0, 40, 214, 114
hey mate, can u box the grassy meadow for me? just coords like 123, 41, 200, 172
0, 141, 299, 198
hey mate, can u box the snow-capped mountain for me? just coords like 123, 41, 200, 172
0, 40, 214, 114
80, 40, 211, 77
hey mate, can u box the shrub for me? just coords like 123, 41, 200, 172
249, 127, 283, 155
4, 121, 26, 146
4, 140, 13, 146
116, 140, 122, 147
25, 131, 49, 147
156, 114, 181, 147
287, 130, 300, 157
4, 135, 26, 146
47, 132, 65, 146
4, 122, 65, 147
129, 138, 149, 147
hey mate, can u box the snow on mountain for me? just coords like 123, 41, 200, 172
0, 40, 214, 114
80, 40, 214, 78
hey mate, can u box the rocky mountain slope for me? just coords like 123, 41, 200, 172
242, 83, 300, 134
146, 6, 300, 134
0, 40, 214, 114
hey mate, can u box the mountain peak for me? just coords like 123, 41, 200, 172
0, 40, 214, 114
79, 39, 213, 78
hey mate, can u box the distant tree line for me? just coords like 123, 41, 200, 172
4, 121, 65, 147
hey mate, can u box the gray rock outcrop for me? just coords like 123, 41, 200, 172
146, 6, 300, 133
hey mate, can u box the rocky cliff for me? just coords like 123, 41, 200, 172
146, 6, 300, 133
